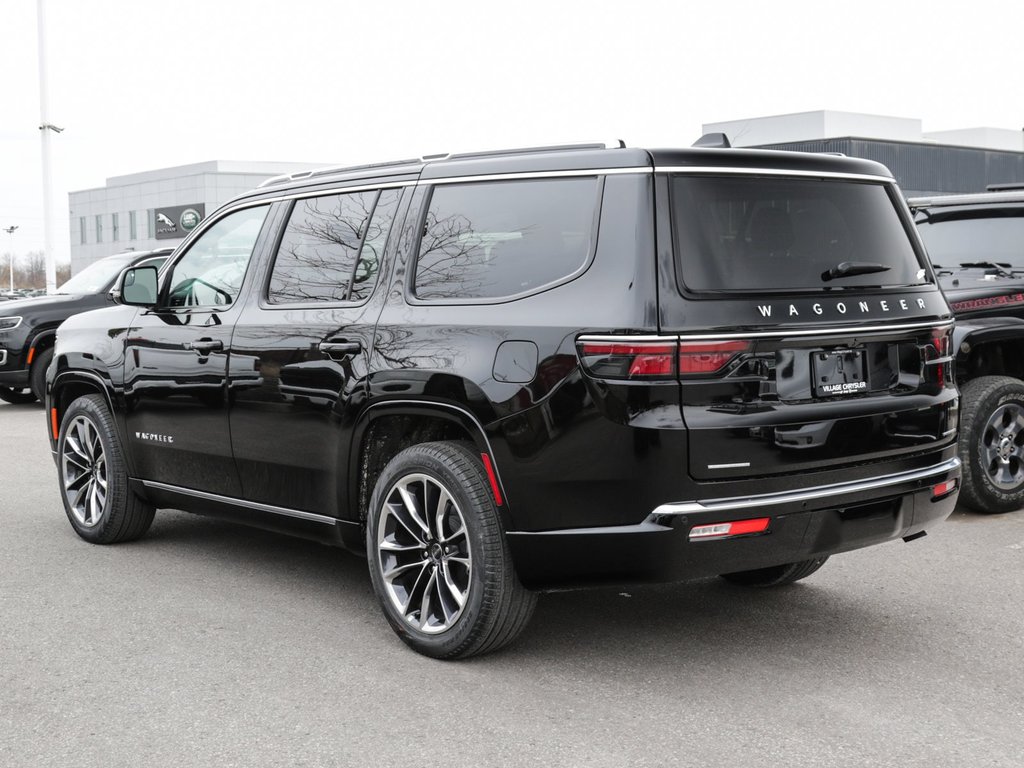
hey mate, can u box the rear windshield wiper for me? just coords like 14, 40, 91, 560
821, 261, 892, 282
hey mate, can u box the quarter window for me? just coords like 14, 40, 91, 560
165, 205, 269, 308
267, 189, 400, 304
414, 178, 600, 301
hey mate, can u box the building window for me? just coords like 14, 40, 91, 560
129, 211, 137, 240
79, 217, 86, 245
96, 214, 103, 244
112, 212, 119, 242
148, 209, 155, 240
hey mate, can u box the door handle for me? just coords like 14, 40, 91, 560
318, 340, 362, 357
186, 339, 224, 353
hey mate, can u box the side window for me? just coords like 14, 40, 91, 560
166, 205, 269, 308
414, 177, 600, 301
267, 188, 400, 304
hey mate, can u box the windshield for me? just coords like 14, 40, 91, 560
915, 212, 1024, 269
671, 176, 927, 293
58, 254, 138, 294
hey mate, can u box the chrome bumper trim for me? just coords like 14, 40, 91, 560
651, 457, 961, 517
0, 349, 6, 366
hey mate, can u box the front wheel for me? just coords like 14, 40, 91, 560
958, 375, 1024, 514
366, 441, 536, 659
720, 556, 829, 587
29, 347, 54, 403
57, 394, 155, 543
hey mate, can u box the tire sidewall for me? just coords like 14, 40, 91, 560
57, 395, 123, 542
30, 347, 54, 403
961, 377, 1024, 513
366, 444, 500, 658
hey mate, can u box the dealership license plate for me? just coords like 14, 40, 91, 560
813, 349, 867, 397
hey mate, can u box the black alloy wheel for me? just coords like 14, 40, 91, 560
958, 375, 1024, 513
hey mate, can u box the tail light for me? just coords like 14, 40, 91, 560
924, 326, 952, 385
577, 336, 750, 380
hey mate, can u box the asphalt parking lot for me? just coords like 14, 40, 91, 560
1, 400, 1022, 767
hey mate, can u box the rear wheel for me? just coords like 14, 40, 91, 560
29, 347, 54, 403
720, 556, 829, 587
58, 394, 155, 543
958, 375, 1024, 513
0, 385, 37, 405
366, 441, 536, 659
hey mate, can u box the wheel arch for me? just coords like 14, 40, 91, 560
50, 370, 117, 443
953, 317, 1024, 383
349, 400, 510, 534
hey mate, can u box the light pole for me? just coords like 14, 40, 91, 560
3, 225, 17, 292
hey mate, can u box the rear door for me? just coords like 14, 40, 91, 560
227, 185, 407, 514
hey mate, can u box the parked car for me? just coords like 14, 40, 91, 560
0, 248, 171, 404
47, 141, 959, 659
910, 188, 1024, 512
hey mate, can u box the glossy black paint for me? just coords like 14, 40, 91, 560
0, 249, 171, 391
48, 145, 959, 587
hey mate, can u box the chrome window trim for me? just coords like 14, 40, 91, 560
140, 481, 338, 525
578, 320, 953, 343
650, 457, 960, 517
655, 166, 894, 183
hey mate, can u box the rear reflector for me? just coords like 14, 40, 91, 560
931, 479, 957, 499
689, 517, 770, 540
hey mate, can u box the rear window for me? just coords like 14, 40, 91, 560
671, 175, 926, 293
915, 210, 1024, 269
414, 177, 600, 301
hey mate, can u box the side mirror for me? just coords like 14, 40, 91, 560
113, 266, 159, 307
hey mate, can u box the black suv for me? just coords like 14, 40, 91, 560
47, 143, 959, 658
910, 189, 1024, 512
0, 248, 171, 405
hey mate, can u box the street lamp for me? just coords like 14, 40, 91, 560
3, 225, 17, 292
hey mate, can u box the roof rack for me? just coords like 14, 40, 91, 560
987, 182, 1024, 192
257, 157, 421, 188
442, 140, 626, 162
256, 141, 628, 189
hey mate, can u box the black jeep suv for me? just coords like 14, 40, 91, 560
0, 248, 170, 405
911, 189, 1024, 513
47, 142, 959, 658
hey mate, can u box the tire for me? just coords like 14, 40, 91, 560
0, 385, 37, 405
29, 347, 54, 403
958, 375, 1024, 513
366, 441, 537, 659
720, 556, 829, 587
57, 394, 155, 543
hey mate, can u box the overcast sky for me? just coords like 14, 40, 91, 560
2, 0, 1023, 261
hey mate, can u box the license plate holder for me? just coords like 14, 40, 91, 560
813, 349, 867, 397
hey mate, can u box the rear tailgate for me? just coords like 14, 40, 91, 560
678, 317, 955, 481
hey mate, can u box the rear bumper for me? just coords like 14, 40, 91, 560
507, 456, 960, 589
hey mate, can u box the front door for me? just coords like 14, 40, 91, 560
123, 204, 273, 497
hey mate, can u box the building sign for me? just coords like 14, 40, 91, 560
154, 203, 206, 240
